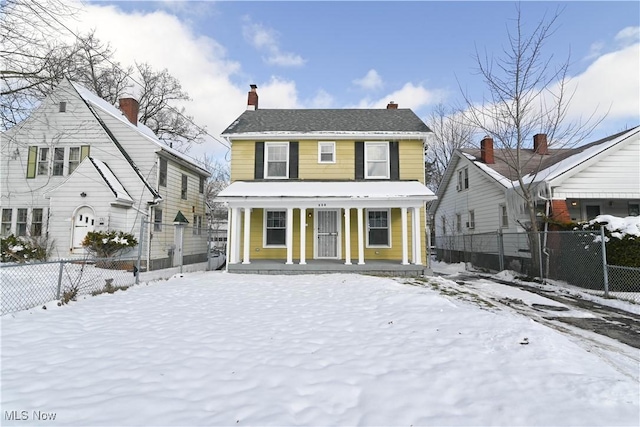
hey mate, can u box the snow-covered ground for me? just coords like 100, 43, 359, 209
2, 271, 638, 426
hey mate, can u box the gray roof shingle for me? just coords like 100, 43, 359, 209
222, 109, 432, 134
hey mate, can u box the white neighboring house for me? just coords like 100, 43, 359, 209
429, 126, 640, 257
1, 79, 210, 269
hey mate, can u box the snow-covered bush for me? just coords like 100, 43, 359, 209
584, 215, 640, 267
82, 230, 138, 258
1, 234, 51, 263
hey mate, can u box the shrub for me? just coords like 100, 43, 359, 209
582, 220, 640, 268
82, 230, 138, 258
1, 234, 51, 263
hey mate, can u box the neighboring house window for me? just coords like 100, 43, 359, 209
1, 209, 12, 236
265, 142, 289, 178
367, 209, 391, 247
199, 176, 205, 194
38, 148, 49, 176
365, 142, 389, 179
457, 167, 469, 191
265, 210, 286, 246
159, 158, 167, 187
68, 147, 80, 174
16, 208, 27, 236
59, 102, 67, 112
181, 175, 188, 199
52, 147, 64, 176
456, 214, 462, 233
31, 208, 43, 237
441, 216, 446, 236
586, 205, 601, 220
468, 210, 475, 229
629, 203, 640, 216
500, 204, 509, 227
318, 142, 335, 163
193, 215, 202, 235
154, 208, 162, 232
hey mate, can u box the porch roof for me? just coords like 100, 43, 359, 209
217, 180, 436, 207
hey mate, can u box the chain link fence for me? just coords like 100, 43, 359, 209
434, 228, 640, 303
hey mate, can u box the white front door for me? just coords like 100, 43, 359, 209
72, 206, 95, 248
315, 209, 340, 259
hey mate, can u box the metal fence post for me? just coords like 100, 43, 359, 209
56, 261, 64, 299
136, 217, 145, 285
600, 225, 609, 297
537, 231, 544, 281
207, 223, 212, 271
497, 229, 504, 271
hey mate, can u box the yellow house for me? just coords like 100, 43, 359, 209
217, 85, 437, 275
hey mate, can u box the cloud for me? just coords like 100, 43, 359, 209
309, 89, 335, 108
353, 82, 447, 111
353, 69, 383, 91
242, 18, 305, 67
615, 26, 640, 45
257, 77, 302, 109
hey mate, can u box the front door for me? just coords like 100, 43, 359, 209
316, 209, 339, 259
72, 206, 95, 249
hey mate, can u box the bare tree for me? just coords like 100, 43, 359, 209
199, 155, 230, 249
460, 4, 603, 275
425, 103, 475, 191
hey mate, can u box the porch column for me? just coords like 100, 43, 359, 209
230, 207, 240, 264
357, 207, 365, 265
299, 208, 306, 265
344, 208, 352, 265
242, 208, 251, 264
225, 207, 232, 271
401, 207, 409, 265
286, 207, 294, 264
412, 207, 422, 265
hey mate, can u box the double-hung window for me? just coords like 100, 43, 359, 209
468, 210, 475, 229
16, 208, 27, 236
31, 208, 43, 236
68, 147, 80, 174
159, 158, 167, 187
500, 204, 509, 227
38, 148, 49, 176
154, 208, 163, 232
318, 142, 335, 163
52, 148, 64, 176
181, 175, 188, 199
365, 142, 389, 179
457, 167, 469, 191
367, 209, 390, 247
265, 210, 286, 246
265, 142, 289, 178
1, 209, 12, 236
193, 215, 203, 235
456, 213, 462, 233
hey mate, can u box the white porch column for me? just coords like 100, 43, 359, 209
401, 207, 409, 265
299, 208, 306, 265
344, 208, 351, 265
242, 208, 251, 264
412, 207, 422, 265
357, 207, 365, 265
286, 207, 294, 264
224, 207, 232, 271
230, 207, 240, 264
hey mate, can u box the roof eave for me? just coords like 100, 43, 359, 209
222, 131, 432, 141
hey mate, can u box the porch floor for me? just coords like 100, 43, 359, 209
227, 259, 431, 277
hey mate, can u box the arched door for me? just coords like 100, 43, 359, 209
72, 206, 96, 249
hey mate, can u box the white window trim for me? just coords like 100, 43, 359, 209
366, 208, 392, 248
263, 209, 287, 248
318, 141, 336, 164
456, 213, 462, 233
457, 167, 469, 191
500, 204, 509, 228
264, 142, 290, 179
468, 210, 475, 229
364, 141, 390, 179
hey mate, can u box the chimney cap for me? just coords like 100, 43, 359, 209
250, 84, 258, 90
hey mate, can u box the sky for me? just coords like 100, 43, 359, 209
60, 1, 640, 162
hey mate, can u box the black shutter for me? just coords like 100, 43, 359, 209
390, 141, 399, 180
355, 141, 364, 180
289, 141, 299, 179
254, 142, 264, 179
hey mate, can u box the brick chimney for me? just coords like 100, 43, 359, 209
480, 135, 495, 164
119, 98, 139, 126
533, 133, 549, 155
247, 84, 258, 110
386, 101, 398, 109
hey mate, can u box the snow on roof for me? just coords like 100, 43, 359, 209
71, 81, 208, 175
90, 158, 133, 203
218, 181, 436, 200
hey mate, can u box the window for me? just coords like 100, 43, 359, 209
500, 204, 509, 228
16, 208, 27, 236
193, 215, 203, 235
38, 148, 49, 176
31, 208, 43, 236
367, 209, 390, 247
318, 142, 335, 163
52, 148, 64, 176
365, 142, 389, 179
181, 175, 188, 199
68, 147, 80, 175
629, 203, 640, 216
199, 176, 205, 194
2, 209, 12, 236
457, 167, 469, 191
586, 205, 601, 220
468, 210, 475, 229
265, 142, 289, 178
59, 102, 67, 112
159, 158, 167, 187
441, 216, 446, 236
154, 208, 162, 232
265, 210, 286, 246
456, 213, 462, 233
